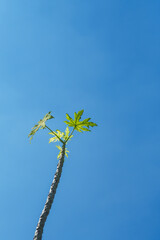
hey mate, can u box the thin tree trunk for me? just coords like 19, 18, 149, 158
33, 143, 66, 240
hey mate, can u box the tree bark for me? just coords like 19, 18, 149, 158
33, 143, 66, 240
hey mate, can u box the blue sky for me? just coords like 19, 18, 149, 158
0, 0, 160, 239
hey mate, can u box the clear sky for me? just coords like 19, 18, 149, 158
0, 0, 160, 239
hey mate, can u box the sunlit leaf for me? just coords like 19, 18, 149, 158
49, 129, 64, 143
64, 109, 97, 132
65, 126, 69, 137
75, 109, 84, 122
28, 112, 54, 142
63, 126, 73, 141
56, 145, 69, 159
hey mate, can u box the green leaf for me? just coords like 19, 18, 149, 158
75, 109, 84, 122
56, 145, 69, 159
65, 126, 70, 137
64, 109, 97, 133
66, 114, 74, 124
49, 127, 73, 143
49, 130, 64, 143
64, 114, 74, 127
28, 112, 54, 142
63, 126, 73, 141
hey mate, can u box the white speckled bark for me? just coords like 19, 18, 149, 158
33, 144, 65, 240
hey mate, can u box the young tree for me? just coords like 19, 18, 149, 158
28, 110, 97, 240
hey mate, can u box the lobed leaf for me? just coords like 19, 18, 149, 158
49, 130, 64, 143
28, 112, 54, 142
49, 127, 73, 143
64, 109, 97, 133
56, 145, 69, 159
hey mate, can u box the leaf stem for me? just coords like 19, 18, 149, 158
45, 125, 64, 144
